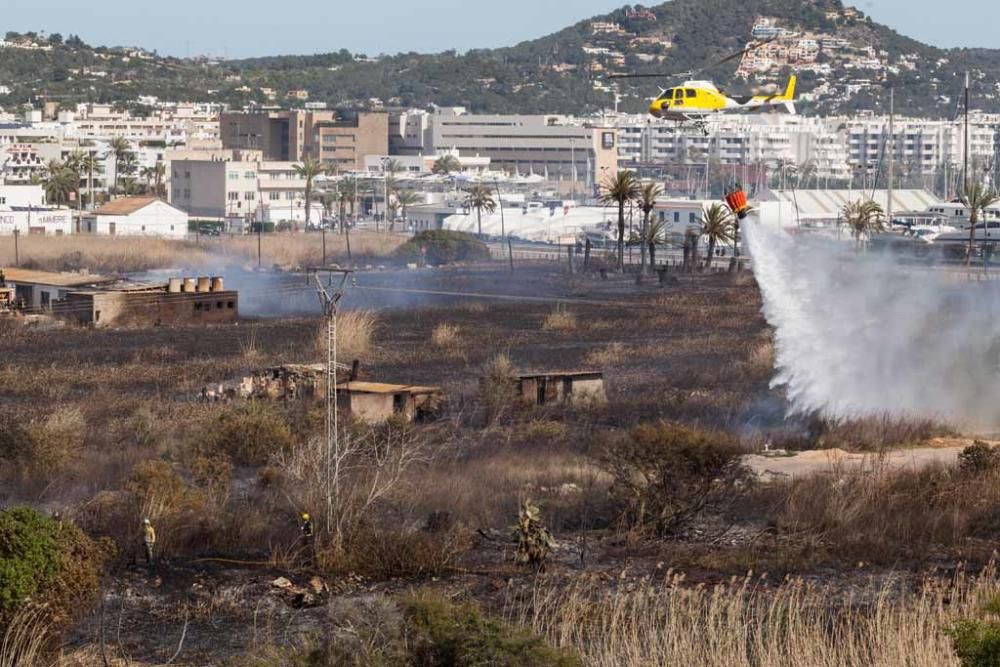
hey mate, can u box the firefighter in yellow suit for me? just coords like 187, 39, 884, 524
143, 518, 157, 564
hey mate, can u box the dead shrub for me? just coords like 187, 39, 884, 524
518, 419, 570, 448
959, 442, 1000, 475
542, 307, 577, 332
592, 421, 752, 536
327, 524, 470, 579
124, 459, 191, 521
0, 408, 85, 477
315, 310, 377, 364
189, 455, 233, 506
199, 401, 296, 466
431, 323, 462, 349
480, 353, 520, 423
274, 417, 435, 550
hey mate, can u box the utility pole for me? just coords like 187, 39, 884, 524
311, 268, 354, 538
13, 228, 19, 266
887, 85, 894, 225
964, 71, 970, 196
494, 176, 512, 272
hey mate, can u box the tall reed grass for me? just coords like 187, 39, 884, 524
510, 564, 1000, 666
1, 232, 404, 274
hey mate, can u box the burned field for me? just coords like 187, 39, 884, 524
2, 264, 998, 665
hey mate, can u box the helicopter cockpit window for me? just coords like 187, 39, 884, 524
658, 89, 674, 101
686, 89, 696, 98
674, 89, 684, 99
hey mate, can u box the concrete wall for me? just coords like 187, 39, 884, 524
0, 208, 73, 236
61, 289, 239, 327
340, 392, 397, 423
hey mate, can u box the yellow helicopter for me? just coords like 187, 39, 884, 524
610, 38, 797, 129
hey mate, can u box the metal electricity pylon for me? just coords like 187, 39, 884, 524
309, 268, 354, 535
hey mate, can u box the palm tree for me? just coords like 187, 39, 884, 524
432, 154, 462, 175
699, 203, 735, 267
395, 190, 422, 231
43, 162, 77, 206
293, 156, 325, 228
797, 159, 818, 189
141, 161, 167, 198
599, 170, 640, 271
117, 152, 138, 195
637, 182, 662, 275
339, 176, 358, 224
74, 150, 101, 210
645, 218, 667, 268
841, 199, 886, 249
319, 190, 337, 224
961, 182, 1000, 266
139, 165, 157, 194
336, 188, 351, 233
107, 136, 131, 198
383, 158, 403, 177
463, 184, 496, 237
64, 151, 87, 214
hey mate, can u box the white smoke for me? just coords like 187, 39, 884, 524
746, 223, 1000, 431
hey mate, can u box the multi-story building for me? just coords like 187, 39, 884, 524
63, 103, 219, 144
429, 110, 619, 191
389, 109, 433, 155
609, 114, 851, 182
314, 112, 389, 171
219, 110, 336, 161
169, 151, 308, 224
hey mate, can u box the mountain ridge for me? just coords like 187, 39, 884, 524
1, 0, 998, 118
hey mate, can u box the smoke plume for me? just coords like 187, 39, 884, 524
746, 224, 1000, 431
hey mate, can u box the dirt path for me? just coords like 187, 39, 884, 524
745, 438, 996, 480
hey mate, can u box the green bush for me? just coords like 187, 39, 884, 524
0, 507, 108, 626
946, 619, 1000, 667
592, 421, 752, 536
201, 402, 296, 465
404, 592, 582, 667
395, 230, 490, 266
0, 508, 60, 616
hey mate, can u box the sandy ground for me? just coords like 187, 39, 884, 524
746, 437, 999, 479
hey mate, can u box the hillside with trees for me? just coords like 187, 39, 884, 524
1, 0, 998, 117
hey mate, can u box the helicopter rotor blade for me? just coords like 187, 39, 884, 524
687, 36, 778, 78
608, 73, 686, 79
609, 36, 778, 82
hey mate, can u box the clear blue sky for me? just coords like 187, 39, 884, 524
1, 1, 996, 58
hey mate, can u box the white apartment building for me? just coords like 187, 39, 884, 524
63, 103, 220, 145
607, 112, 999, 188
169, 152, 307, 225
610, 115, 852, 181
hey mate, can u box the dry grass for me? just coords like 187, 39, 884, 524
431, 323, 462, 349
542, 307, 578, 332
1, 232, 404, 274
511, 565, 999, 666
585, 342, 628, 367
314, 310, 378, 364
741, 462, 1000, 568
